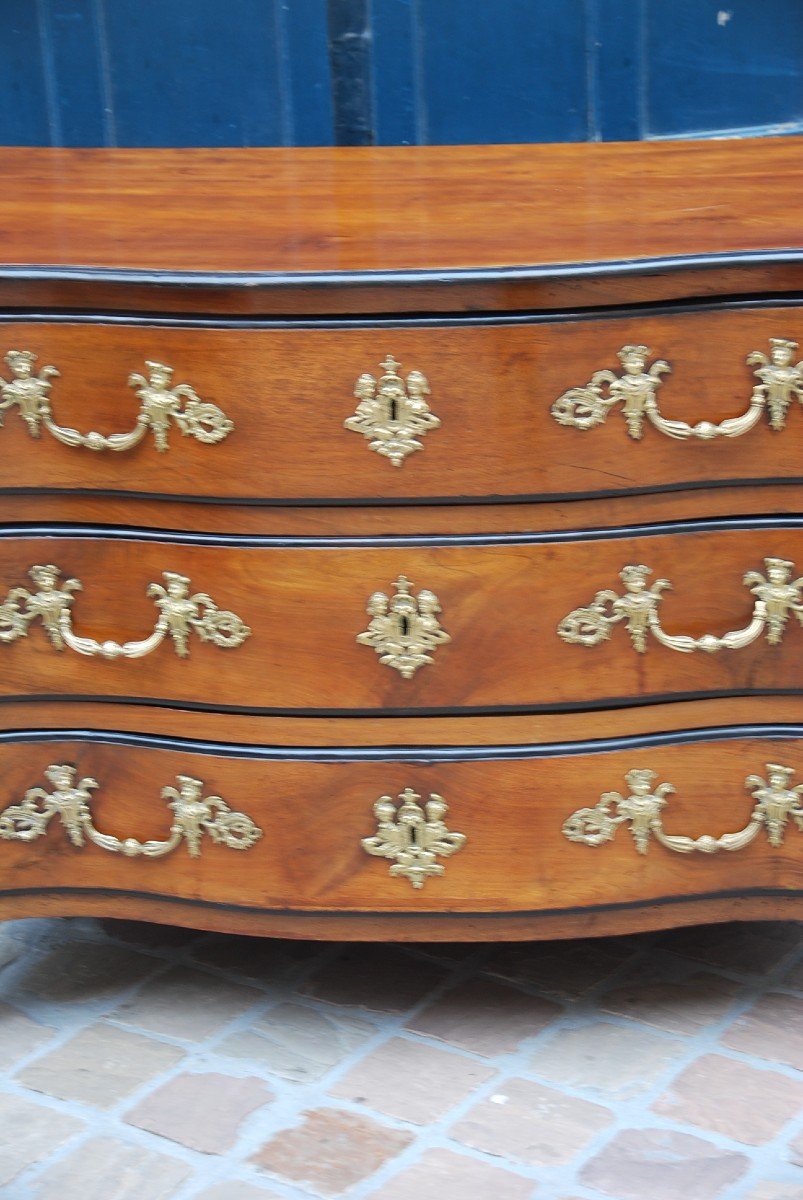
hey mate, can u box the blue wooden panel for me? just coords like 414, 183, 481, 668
374, 0, 589, 145
0, 3, 51, 143
588, 0, 644, 141
646, 0, 803, 137
277, 0, 333, 146
101, 0, 286, 147
39, 0, 109, 145
372, 0, 418, 145
0, 1, 800, 148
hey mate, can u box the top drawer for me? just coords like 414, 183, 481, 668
0, 306, 800, 505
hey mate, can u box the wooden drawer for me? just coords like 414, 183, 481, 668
0, 306, 800, 506
1, 734, 802, 938
4, 524, 803, 712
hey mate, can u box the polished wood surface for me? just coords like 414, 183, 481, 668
0, 140, 800, 313
2, 529, 803, 712
0, 738, 800, 921
2, 141, 802, 940
1, 307, 800, 502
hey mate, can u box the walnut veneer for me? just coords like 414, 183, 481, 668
1, 139, 802, 939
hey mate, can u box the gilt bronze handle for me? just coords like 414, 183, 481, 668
0, 764, 262, 859
552, 339, 803, 441
0, 564, 251, 660
559, 557, 803, 655
563, 764, 803, 856
0, 353, 233, 453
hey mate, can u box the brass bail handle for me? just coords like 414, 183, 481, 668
552, 339, 803, 441
0, 352, 234, 453
558, 557, 803, 655
0, 564, 251, 660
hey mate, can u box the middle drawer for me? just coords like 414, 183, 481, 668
0, 305, 800, 504
3, 525, 803, 711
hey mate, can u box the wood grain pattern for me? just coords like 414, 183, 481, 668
0, 140, 800, 313
0, 308, 800, 502
0, 737, 800, 927
3, 528, 803, 712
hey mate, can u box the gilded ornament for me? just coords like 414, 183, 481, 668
0, 352, 233, 452
356, 575, 450, 678
0, 764, 262, 858
0, 564, 251, 660
562, 763, 803, 855
344, 355, 439, 465
558, 556, 803, 655
551, 338, 803, 441
361, 787, 466, 888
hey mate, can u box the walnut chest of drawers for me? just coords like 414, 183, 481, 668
1, 139, 802, 941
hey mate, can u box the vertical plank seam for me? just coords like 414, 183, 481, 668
92, 0, 117, 146
638, 0, 648, 139
585, 0, 601, 141
273, 0, 295, 147
411, 0, 426, 145
35, 0, 63, 146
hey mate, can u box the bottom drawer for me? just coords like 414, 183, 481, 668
1, 731, 803, 939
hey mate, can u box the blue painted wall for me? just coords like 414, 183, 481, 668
2, 0, 801, 147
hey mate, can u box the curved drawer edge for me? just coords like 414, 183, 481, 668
1, 889, 801, 943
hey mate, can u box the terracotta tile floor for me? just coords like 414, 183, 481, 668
0, 917, 801, 1199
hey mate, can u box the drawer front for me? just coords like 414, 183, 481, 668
0, 307, 800, 504
1, 736, 802, 915
5, 527, 803, 711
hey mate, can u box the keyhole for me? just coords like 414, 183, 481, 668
389, 394, 397, 421
400, 616, 410, 637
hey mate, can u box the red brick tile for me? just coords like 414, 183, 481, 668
329, 1036, 494, 1124
653, 1053, 803, 1144
450, 1077, 613, 1166
484, 939, 634, 998
301, 946, 446, 1013
406, 977, 560, 1056
580, 1128, 749, 1200
252, 1108, 413, 1195
721, 992, 803, 1069
126, 1072, 272, 1153
600, 972, 740, 1034
657, 923, 800, 975
531, 1022, 684, 1097
379, 1148, 534, 1199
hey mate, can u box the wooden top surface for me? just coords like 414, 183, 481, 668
1, 138, 801, 278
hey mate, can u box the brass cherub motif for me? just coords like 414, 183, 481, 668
747, 339, 803, 430
0, 350, 59, 437
552, 344, 670, 440
552, 338, 803, 442
356, 575, 450, 678
563, 763, 803, 856
559, 557, 803, 656
361, 787, 466, 888
0, 764, 262, 859
0, 352, 233, 452
344, 355, 440, 466
0, 565, 251, 660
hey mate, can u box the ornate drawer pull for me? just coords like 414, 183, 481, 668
0, 763, 262, 858
563, 763, 803, 856
551, 339, 802, 441
362, 787, 466, 888
0, 564, 251, 660
357, 575, 450, 677
0, 353, 234, 453
559, 557, 803, 655
344, 355, 439, 466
